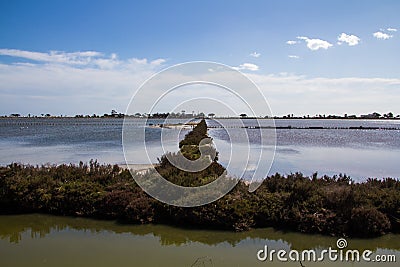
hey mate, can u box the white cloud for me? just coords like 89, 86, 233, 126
234, 63, 259, 71
0, 49, 168, 115
286, 40, 297, 45
150, 58, 166, 66
296, 36, 333, 50
373, 31, 393, 40
0, 49, 103, 65
0, 48, 166, 70
246, 73, 400, 116
288, 55, 299, 59
337, 33, 360, 46
387, 28, 397, 32
249, 52, 261, 58
1, 48, 400, 117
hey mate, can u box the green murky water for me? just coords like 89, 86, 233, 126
0, 214, 399, 266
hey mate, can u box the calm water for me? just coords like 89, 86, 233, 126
0, 214, 399, 267
1, 118, 400, 181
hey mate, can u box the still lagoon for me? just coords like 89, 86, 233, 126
0, 214, 399, 267
1, 118, 399, 181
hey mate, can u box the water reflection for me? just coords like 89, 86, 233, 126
1, 214, 399, 251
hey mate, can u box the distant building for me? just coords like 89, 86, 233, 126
360, 112, 381, 119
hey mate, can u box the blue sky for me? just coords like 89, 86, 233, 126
1, 0, 399, 116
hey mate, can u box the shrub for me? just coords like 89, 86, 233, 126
350, 206, 391, 237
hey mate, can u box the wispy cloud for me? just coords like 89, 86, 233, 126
296, 36, 333, 50
286, 40, 297, 45
247, 73, 400, 116
0, 48, 167, 115
288, 55, 299, 59
337, 33, 360, 46
387, 28, 397, 32
0, 48, 166, 70
234, 63, 259, 71
249, 52, 261, 58
373, 31, 393, 40
1, 48, 400, 117
0, 49, 103, 65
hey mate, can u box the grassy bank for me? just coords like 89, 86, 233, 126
0, 120, 399, 237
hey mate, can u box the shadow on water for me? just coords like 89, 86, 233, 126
1, 214, 399, 251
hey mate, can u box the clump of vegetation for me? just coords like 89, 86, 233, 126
0, 120, 399, 237
156, 119, 223, 187
178, 119, 208, 148
1, 164, 399, 236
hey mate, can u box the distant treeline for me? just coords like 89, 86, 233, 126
3, 111, 400, 119
0, 120, 399, 237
